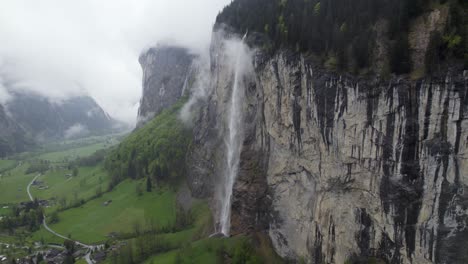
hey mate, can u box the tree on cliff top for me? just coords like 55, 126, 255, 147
216, 0, 466, 74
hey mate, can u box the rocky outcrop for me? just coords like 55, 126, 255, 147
137, 45, 195, 126
184, 27, 468, 263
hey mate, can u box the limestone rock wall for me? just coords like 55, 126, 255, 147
137, 46, 194, 126
256, 53, 467, 264
188, 34, 467, 263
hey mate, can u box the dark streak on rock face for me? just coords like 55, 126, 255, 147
313, 74, 338, 150
356, 208, 373, 257
272, 61, 283, 120
454, 76, 468, 154
328, 216, 336, 263
378, 232, 400, 263
398, 81, 423, 258
380, 84, 397, 215
423, 81, 433, 140
292, 66, 302, 151
313, 224, 324, 264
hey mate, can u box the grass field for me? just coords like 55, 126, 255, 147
141, 239, 222, 264
0, 234, 20, 244
0, 206, 11, 216
30, 165, 110, 209
36, 142, 111, 162
142, 236, 250, 264
75, 259, 87, 264
32, 133, 121, 163
0, 160, 16, 172
38, 179, 177, 244
96, 200, 213, 264
30, 225, 65, 245
0, 164, 35, 204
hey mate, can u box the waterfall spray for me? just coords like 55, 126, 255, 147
219, 33, 248, 236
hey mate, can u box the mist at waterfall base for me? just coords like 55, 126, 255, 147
179, 34, 253, 237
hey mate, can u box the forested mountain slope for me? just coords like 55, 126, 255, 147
216, 0, 467, 74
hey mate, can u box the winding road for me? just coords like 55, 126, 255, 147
27, 174, 99, 264
27, 174, 41, 201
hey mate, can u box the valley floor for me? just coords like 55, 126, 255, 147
0, 134, 277, 264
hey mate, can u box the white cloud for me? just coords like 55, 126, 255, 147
64, 123, 89, 139
0, 0, 230, 125
0, 82, 11, 105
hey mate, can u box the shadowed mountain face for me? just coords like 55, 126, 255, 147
0, 92, 118, 157
137, 46, 194, 127
0, 104, 32, 157
6, 93, 115, 141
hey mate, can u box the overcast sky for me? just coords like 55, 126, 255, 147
0, 0, 230, 125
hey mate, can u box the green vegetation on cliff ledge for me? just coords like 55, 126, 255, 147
105, 101, 191, 188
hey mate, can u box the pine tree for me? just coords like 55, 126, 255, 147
146, 176, 152, 192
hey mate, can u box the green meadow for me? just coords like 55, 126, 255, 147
37, 142, 111, 162
30, 165, 110, 209
39, 179, 177, 244
0, 163, 35, 204
0, 159, 16, 171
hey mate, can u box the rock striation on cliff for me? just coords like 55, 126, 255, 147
183, 28, 468, 263
137, 45, 195, 127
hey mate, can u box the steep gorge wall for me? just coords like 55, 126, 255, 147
137, 46, 194, 126
187, 30, 468, 263
255, 55, 467, 264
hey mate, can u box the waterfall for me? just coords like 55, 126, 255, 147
219, 33, 248, 236
180, 68, 192, 97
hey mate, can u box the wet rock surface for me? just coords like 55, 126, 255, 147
188, 36, 468, 263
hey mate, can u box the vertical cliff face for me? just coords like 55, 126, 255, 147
185, 28, 467, 263
137, 46, 195, 126
256, 56, 467, 264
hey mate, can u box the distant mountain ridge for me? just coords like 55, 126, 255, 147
0, 103, 33, 157
0, 92, 119, 157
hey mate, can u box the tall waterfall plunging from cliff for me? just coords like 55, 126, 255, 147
219, 34, 249, 236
